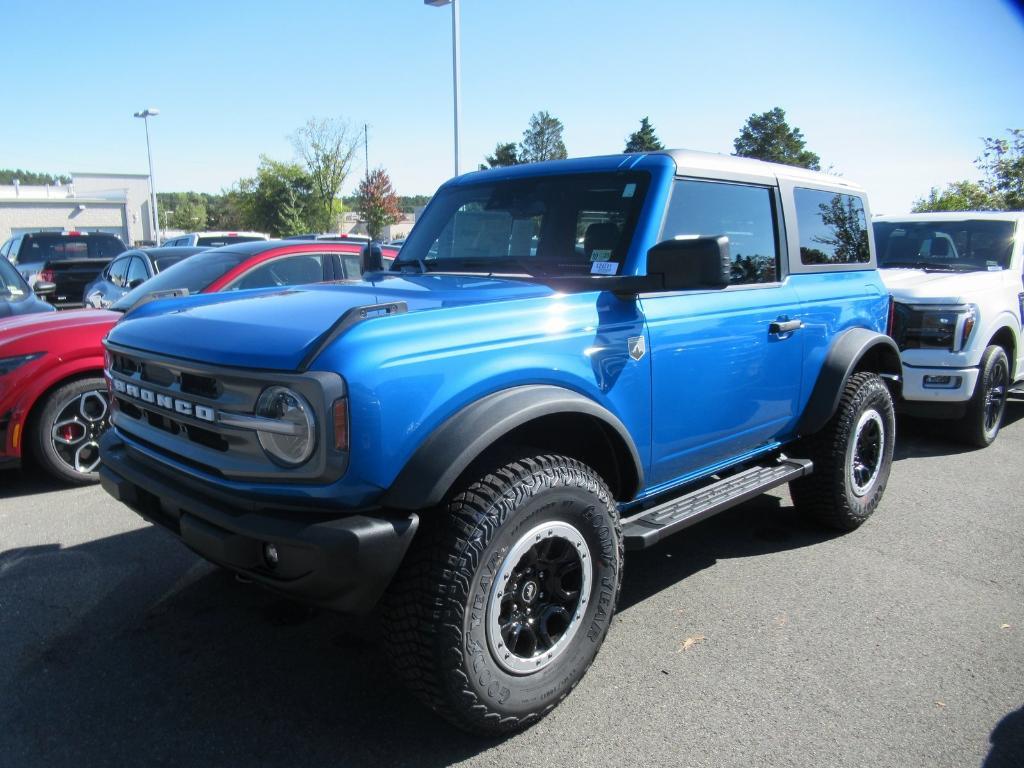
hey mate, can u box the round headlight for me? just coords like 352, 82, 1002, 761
255, 386, 316, 466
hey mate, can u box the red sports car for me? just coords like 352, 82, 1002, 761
0, 240, 395, 483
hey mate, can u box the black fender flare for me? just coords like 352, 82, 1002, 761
381, 385, 644, 510
796, 328, 901, 436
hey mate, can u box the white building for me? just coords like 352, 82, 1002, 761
0, 172, 154, 246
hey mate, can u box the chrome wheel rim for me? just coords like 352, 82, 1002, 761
984, 358, 1008, 435
487, 521, 592, 675
50, 390, 109, 474
849, 409, 884, 497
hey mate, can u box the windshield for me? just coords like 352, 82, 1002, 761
873, 219, 1016, 271
110, 249, 247, 311
395, 172, 650, 277
196, 235, 265, 246
0, 258, 29, 302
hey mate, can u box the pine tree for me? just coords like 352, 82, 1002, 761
624, 117, 664, 153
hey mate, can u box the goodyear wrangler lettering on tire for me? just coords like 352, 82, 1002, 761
382, 453, 623, 735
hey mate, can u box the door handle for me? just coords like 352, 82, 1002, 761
769, 319, 803, 335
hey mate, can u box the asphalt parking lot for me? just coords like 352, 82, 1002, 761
1, 411, 1022, 768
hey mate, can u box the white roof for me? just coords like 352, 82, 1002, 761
661, 148, 862, 191
874, 211, 1024, 223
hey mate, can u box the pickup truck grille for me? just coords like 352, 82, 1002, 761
891, 303, 957, 351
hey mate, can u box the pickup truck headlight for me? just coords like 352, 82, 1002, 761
895, 304, 976, 352
254, 386, 316, 466
0, 352, 44, 376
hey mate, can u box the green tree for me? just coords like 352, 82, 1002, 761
519, 111, 568, 163
291, 117, 360, 231
355, 168, 402, 240
624, 117, 664, 153
168, 198, 207, 230
236, 156, 318, 236
481, 141, 521, 169
0, 168, 71, 185
911, 181, 1000, 213
977, 129, 1024, 210
733, 107, 820, 170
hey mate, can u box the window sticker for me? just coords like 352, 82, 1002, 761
591, 260, 619, 275
590, 249, 613, 262
622, 183, 637, 198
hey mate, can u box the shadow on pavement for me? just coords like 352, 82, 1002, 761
0, 467, 68, 500
984, 705, 1024, 768
1, 527, 489, 768
619, 494, 838, 613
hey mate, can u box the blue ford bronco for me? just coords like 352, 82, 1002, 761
99, 150, 900, 733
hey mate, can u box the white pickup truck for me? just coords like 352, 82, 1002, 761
873, 212, 1023, 446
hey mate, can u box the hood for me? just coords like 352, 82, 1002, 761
879, 268, 1006, 305
106, 274, 556, 370
0, 307, 118, 351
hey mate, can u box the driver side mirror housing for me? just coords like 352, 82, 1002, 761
128, 278, 146, 289
361, 242, 384, 274
645, 236, 731, 291
33, 280, 56, 297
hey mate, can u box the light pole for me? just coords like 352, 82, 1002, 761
424, 0, 461, 176
133, 108, 161, 245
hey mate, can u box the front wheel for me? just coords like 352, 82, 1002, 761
790, 372, 895, 531
32, 377, 110, 484
381, 453, 623, 734
957, 345, 1009, 448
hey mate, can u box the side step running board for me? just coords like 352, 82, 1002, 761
622, 458, 813, 550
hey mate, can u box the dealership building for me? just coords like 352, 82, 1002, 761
0, 172, 154, 246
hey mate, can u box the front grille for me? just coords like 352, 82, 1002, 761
891, 303, 957, 351
104, 342, 346, 484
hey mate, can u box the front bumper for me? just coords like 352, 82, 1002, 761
99, 431, 418, 613
899, 363, 979, 404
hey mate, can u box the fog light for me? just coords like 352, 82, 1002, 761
263, 542, 280, 568
923, 375, 962, 389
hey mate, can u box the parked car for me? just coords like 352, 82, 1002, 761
161, 231, 268, 247
82, 246, 207, 308
98, 150, 899, 733
1, 231, 126, 308
874, 211, 1024, 445
0, 240, 373, 483
0, 256, 57, 318
284, 232, 370, 243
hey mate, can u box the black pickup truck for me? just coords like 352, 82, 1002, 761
1, 231, 126, 308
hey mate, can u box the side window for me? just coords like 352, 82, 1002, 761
661, 179, 780, 284
9, 237, 23, 263
227, 253, 326, 291
126, 256, 149, 286
794, 188, 870, 265
340, 255, 362, 279
109, 257, 130, 287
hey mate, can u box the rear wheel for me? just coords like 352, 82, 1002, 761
790, 372, 895, 531
32, 377, 109, 485
957, 345, 1009, 448
382, 453, 623, 734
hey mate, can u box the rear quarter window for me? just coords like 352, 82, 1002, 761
794, 188, 870, 266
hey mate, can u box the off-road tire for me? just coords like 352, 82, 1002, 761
790, 372, 895, 531
957, 345, 1010, 448
32, 377, 109, 485
381, 453, 623, 735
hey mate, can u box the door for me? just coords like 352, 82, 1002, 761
642, 178, 804, 486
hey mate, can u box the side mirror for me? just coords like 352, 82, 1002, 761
645, 236, 731, 291
128, 278, 146, 289
361, 242, 384, 274
33, 280, 56, 297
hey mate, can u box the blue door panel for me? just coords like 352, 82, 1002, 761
640, 283, 804, 485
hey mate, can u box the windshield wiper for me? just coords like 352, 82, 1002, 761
882, 260, 978, 272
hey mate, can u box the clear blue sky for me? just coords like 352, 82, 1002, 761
3, 0, 1022, 213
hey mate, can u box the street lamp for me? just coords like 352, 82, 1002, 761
133, 107, 161, 245
424, 0, 461, 176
